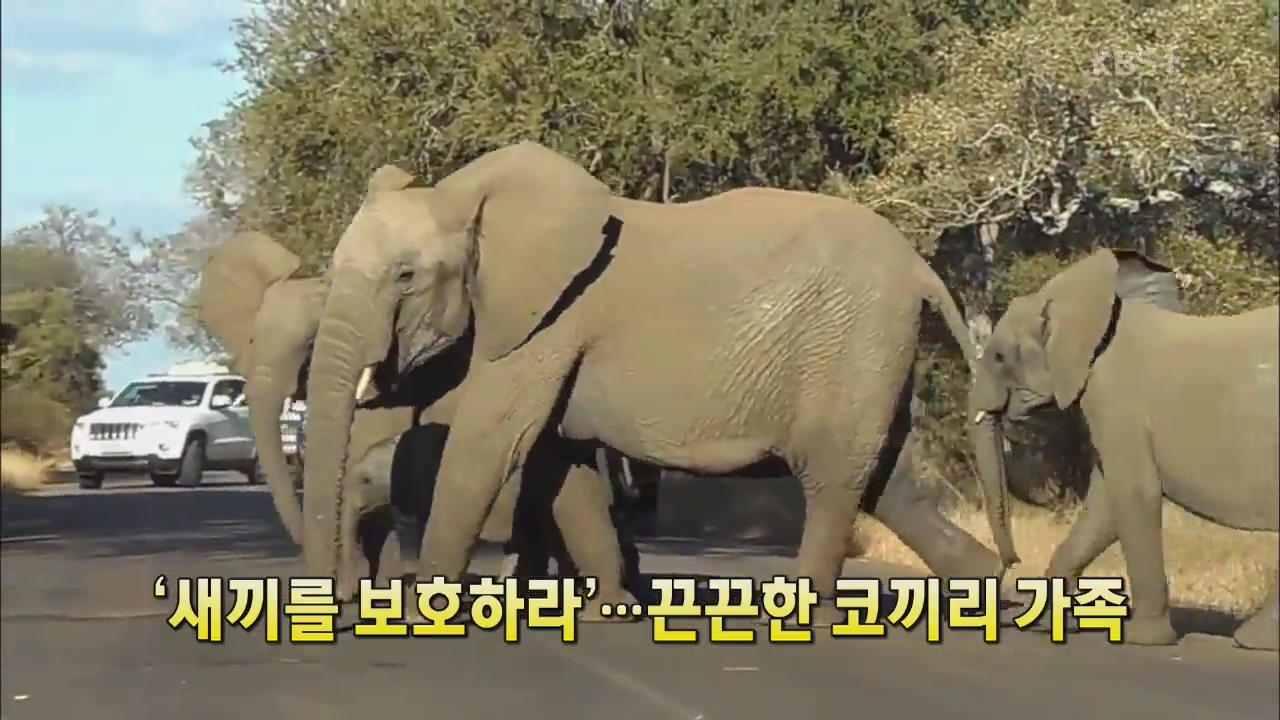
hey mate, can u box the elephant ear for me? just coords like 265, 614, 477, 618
1038, 248, 1121, 409
367, 163, 419, 194
197, 231, 303, 374
424, 141, 613, 362
1112, 248, 1183, 312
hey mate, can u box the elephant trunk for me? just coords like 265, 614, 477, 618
301, 273, 379, 578
969, 392, 1019, 570
246, 369, 303, 545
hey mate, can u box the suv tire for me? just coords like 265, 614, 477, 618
174, 436, 206, 487
78, 472, 104, 489
245, 456, 265, 485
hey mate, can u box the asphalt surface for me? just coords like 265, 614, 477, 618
2, 474, 1277, 720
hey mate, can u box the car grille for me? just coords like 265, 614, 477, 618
89, 423, 141, 440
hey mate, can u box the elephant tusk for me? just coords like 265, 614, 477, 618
354, 366, 374, 402
621, 455, 635, 490
973, 410, 987, 424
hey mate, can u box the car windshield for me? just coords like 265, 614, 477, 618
110, 381, 207, 408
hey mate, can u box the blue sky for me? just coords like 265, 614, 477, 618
1, 0, 250, 391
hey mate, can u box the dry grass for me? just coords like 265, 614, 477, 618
851, 500, 1278, 614
0, 448, 56, 494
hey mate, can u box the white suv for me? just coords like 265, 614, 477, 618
69, 363, 263, 489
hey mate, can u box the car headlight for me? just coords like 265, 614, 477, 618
148, 420, 181, 430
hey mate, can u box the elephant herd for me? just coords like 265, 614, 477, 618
196, 141, 1277, 651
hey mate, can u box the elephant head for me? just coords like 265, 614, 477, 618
301, 141, 614, 578
969, 247, 1183, 562
197, 232, 328, 545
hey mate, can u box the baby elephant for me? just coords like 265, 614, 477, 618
343, 423, 601, 587
341, 434, 400, 583
342, 423, 460, 583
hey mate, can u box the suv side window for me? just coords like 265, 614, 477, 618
211, 379, 247, 407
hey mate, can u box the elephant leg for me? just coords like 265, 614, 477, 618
1045, 466, 1118, 585
610, 493, 644, 599
793, 473, 863, 628
594, 448, 644, 597
417, 356, 578, 585
508, 468, 555, 582
357, 509, 394, 584
392, 506, 426, 576
1028, 466, 1118, 633
1091, 432, 1176, 646
862, 432, 1001, 580
389, 423, 448, 580
1233, 569, 1279, 651
784, 381, 912, 625
790, 384, 910, 628
550, 460, 636, 622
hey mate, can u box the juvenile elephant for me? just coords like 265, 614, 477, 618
970, 247, 1278, 650
299, 141, 1012, 620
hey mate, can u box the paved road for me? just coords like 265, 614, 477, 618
2, 475, 1276, 720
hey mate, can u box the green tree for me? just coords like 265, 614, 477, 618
0, 242, 106, 452
136, 210, 238, 355
189, 0, 1024, 269
4, 205, 158, 349
830, 0, 1277, 290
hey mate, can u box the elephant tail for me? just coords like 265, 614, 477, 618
915, 263, 979, 372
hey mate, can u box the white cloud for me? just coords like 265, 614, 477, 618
136, 0, 251, 36
0, 47, 130, 75
1, 0, 250, 34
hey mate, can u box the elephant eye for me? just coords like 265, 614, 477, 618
396, 269, 414, 283
993, 351, 1005, 364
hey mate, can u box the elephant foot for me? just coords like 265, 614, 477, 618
932, 546, 1004, 584
1232, 610, 1279, 652
1124, 614, 1177, 646
497, 553, 519, 581
335, 576, 360, 605
582, 588, 642, 624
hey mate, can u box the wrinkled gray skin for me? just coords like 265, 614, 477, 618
359, 397, 1003, 611
340, 431, 572, 584
340, 432, 568, 585
199, 224, 1006, 614
971, 247, 1279, 650
302, 141, 1012, 625
196, 232, 640, 607
343, 435, 399, 582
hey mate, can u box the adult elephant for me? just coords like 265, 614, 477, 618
196, 233, 635, 607
969, 247, 1278, 650
200, 234, 1007, 600
197, 232, 333, 545
196, 232, 434, 549
300, 141, 1015, 617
